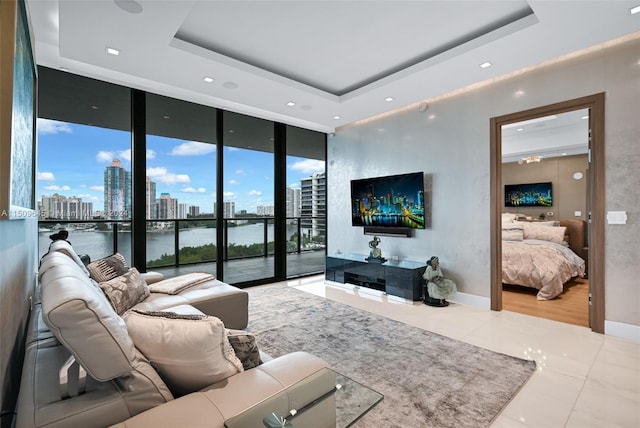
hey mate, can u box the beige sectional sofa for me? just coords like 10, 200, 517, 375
15, 240, 336, 428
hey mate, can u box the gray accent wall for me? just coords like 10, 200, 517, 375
328, 36, 640, 329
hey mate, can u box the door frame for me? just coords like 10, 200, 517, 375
490, 93, 605, 333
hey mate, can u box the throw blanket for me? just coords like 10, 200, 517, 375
149, 272, 215, 295
503, 240, 585, 300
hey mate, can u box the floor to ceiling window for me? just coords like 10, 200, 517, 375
36, 67, 132, 262
221, 111, 275, 284
145, 93, 217, 269
285, 126, 326, 277
36, 67, 326, 286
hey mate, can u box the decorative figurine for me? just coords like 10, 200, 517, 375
422, 256, 457, 307
366, 235, 386, 263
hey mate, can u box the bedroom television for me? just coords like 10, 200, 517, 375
351, 172, 425, 229
504, 181, 552, 207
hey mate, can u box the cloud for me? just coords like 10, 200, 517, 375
96, 149, 155, 163
37, 171, 55, 181
147, 167, 190, 185
290, 159, 325, 174
44, 185, 71, 191
96, 151, 116, 163
171, 141, 216, 156
235, 169, 246, 175
181, 187, 206, 193
37, 119, 72, 135
228, 179, 239, 185
90, 185, 104, 191
223, 192, 236, 199
248, 190, 262, 196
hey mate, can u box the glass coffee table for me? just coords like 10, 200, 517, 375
225, 369, 383, 428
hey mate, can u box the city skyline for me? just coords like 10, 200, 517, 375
36, 118, 325, 215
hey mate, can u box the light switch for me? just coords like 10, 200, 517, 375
575, 211, 582, 217
607, 211, 627, 224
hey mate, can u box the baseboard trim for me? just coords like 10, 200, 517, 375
605, 320, 640, 343
448, 292, 490, 310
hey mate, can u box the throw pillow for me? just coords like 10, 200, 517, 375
87, 253, 129, 283
99, 267, 150, 315
123, 310, 243, 396
226, 329, 262, 370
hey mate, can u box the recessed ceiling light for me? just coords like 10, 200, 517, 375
479, 61, 492, 69
333, 115, 341, 120
384, 97, 394, 102
517, 128, 524, 132
91, 105, 99, 110
286, 101, 296, 107
106, 47, 120, 56
163, 115, 170, 119
203, 76, 214, 83
114, 0, 143, 14
581, 115, 589, 119
630, 5, 640, 14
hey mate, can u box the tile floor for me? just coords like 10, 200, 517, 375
272, 275, 640, 428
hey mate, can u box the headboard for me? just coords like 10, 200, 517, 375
558, 219, 587, 258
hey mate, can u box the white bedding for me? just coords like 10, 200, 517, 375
502, 239, 585, 300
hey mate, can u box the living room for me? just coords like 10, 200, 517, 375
2, 1, 639, 427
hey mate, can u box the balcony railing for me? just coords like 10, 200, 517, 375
38, 217, 326, 272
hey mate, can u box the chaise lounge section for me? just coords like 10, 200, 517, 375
15, 241, 336, 428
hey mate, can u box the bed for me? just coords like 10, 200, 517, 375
501, 215, 586, 300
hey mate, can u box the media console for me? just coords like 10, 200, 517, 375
325, 253, 427, 301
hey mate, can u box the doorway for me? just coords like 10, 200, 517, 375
490, 94, 605, 333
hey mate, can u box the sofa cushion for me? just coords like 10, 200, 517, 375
87, 253, 129, 283
45, 239, 91, 277
226, 329, 262, 370
99, 267, 150, 315
123, 309, 243, 396
40, 252, 140, 381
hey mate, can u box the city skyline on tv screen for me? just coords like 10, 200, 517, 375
351, 172, 425, 229
504, 182, 552, 207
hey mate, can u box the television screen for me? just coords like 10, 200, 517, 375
351, 172, 425, 229
504, 182, 552, 207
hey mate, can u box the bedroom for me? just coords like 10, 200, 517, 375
501, 109, 590, 327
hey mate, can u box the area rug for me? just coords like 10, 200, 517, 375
247, 285, 536, 428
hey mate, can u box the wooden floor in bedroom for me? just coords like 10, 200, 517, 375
502, 278, 590, 327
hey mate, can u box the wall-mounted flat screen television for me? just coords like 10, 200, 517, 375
351, 172, 425, 229
504, 181, 552, 207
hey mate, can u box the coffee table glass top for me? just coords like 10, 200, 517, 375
224, 369, 383, 428
334, 371, 383, 427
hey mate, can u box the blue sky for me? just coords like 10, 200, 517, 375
36, 119, 325, 214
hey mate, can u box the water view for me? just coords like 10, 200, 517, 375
39, 223, 307, 263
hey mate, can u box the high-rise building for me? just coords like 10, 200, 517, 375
145, 177, 157, 219
188, 206, 200, 217
286, 186, 301, 221
300, 172, 326, 237
157, 193, 178, 219
257, 205, 275, 216
214, 201, 235, 219
104, 158, 131, 220
40, 194, 93, 220
177, 203, 189, 219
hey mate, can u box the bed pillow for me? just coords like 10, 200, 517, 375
502, 224, 524, 241
99, 267, 150, 314
123, 310, 243, 396
87, 253, 129, 283
520, 222, 566, 244
501, 212, 518, 224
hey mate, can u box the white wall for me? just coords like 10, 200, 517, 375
328, 35, 640, 329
